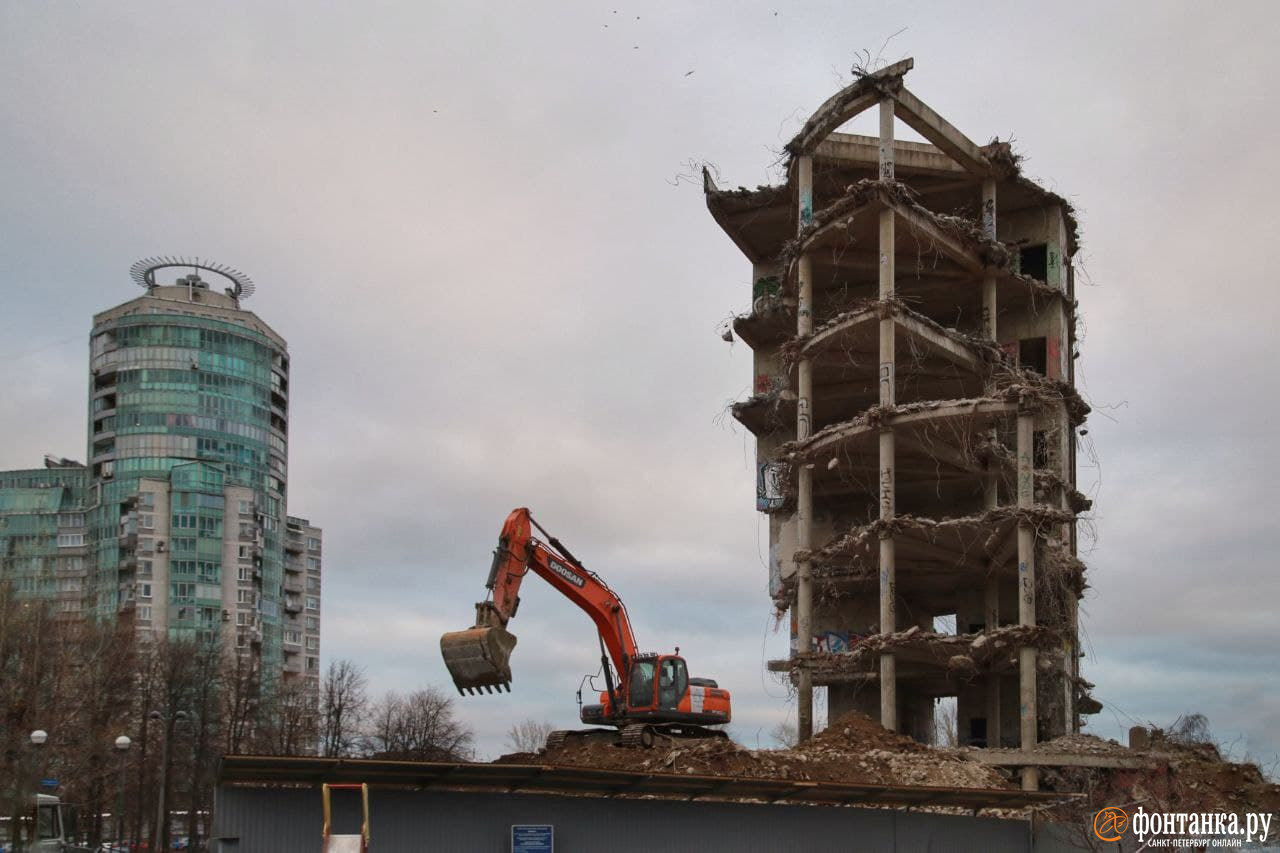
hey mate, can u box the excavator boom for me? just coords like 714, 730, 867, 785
441, 508, 636, 696
441, 508, 731, 745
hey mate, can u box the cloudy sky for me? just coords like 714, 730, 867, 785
3, 1, 1277, 763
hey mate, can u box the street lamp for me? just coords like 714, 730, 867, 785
20, 730, 49, 852
150, 711, 187, 852
114, 735, 131, 846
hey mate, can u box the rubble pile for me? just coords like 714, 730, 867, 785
497, 716, 1279, 830
498, 712, 1010, 790
1037, 731, 1280, 821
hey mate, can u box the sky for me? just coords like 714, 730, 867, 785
2, 1, 1278, 765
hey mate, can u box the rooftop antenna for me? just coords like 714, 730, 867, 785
129, 256, 256, 307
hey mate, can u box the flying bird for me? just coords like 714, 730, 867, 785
684, 70, 695, 77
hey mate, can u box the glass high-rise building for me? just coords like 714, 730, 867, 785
0, 260, 322, 701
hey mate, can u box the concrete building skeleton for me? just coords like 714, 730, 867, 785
706, 59, 1096, 789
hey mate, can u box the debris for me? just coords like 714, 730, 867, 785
498, 712, 1010, 791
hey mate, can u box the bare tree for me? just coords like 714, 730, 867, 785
933, 698, 959, 747
769, 720, 798, 749
1167, 712, 1212, 746
220, 650, 262, 756
320, 659, 368, 758
504, 720, 555, 753
266, 678, 317, 756
364, 687, 473, 761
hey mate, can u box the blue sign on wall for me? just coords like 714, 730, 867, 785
511, 824, 553, 853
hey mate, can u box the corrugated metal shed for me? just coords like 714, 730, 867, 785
214, 756, 1092, 853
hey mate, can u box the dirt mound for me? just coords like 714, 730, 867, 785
496, 712, 1010, 790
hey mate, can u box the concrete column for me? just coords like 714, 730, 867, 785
1016, 412, 1039, 789
980, 175, 1001, 746
876, 97, 898, 732
983, 577, 1001, 746
798, 155, 814, 230
981, 178, 998, 339
795, 154, 815, 742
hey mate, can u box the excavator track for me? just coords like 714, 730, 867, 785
620, 724, 729, 749
620, 724, 655, 748
544, 728, 619, 751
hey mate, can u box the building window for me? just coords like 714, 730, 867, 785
137, 605, 152, 621
307, 557, 320, 571
305, 637, 319, 651
139, 583, 151, 599
1018, 244, 1049, 281
238, 590, 256, 606
306, 617, 319, 632
305, 597, 319, 612
57, 533, 85, 548
307, 537, 321, 551
1019, 337, 1048, 375
140, 492, 155, 508
140, 514, 155, 529
57, 513, 84, 527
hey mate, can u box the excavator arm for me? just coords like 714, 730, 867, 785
441, 508, 639, 695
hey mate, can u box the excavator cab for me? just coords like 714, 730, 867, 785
626, 655, 687, 712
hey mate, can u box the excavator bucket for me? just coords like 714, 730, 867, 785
440, 625, 518, 695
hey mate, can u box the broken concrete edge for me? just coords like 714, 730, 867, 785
784, 58, 915, 156
705, 147, 1081, 267
778, 295, 1005, 370
793, 505, 1081, 566
732, 294, 795, 349
702, 166, 790, 214
730, 391, 796, 436
775, 624, 1067, 670
774, 382, 1089, 464
775, 179, 1014, 278
1009, 171, 1083, 254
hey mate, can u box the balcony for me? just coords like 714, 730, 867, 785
285, 535, 304, 555
284, 597, 302, 614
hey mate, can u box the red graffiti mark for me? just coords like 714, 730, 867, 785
1047, 338, 1061, 379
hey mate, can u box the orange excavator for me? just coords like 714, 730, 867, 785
440, 508, 732, 748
